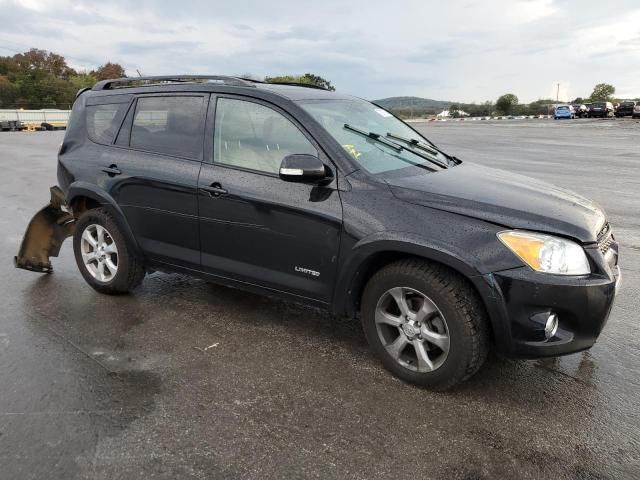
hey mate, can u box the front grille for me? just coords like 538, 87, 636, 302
597, 222, 610, 241
598, 235, 614, 255
596, 222, 615, 256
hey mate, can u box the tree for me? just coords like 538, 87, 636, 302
572, 97, 584, 104
11, 48, 75, 79
0, 49, 122, 108
0, 48, 79, 108
265, 73, 335, 91
528, 98, 556, 115
0, 75, 17, 107
91, 62, 126, 80
496, 93, 518, 115
590, 83, 615, 101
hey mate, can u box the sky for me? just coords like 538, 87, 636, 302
1, 0, 639, 102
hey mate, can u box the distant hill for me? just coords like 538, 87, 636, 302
373, 96, 454, 111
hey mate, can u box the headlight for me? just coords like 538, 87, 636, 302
498, 230, 590, 275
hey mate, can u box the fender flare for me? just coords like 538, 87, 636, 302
66, 182, 142, 256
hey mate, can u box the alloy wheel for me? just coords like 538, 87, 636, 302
80, 224, 119, 282
375, 287, 450, 373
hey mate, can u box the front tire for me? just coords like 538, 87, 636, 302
73, 208, 145, 294
361, 260, 489, 390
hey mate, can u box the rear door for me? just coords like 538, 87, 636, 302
98, 93, 208, 268
197, 95, 343, 303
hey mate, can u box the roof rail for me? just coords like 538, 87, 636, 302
240, 78, 329, 91
92, 75, 256, 91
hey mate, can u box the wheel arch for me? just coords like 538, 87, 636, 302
65, 182, 142, 256
333, 237, 500, 343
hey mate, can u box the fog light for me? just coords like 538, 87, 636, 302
545, 313, 559, 340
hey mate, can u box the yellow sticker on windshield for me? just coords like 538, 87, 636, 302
342, 144, 361, 159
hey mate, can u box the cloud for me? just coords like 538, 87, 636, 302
0, 0, 639, 101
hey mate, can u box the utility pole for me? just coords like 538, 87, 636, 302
556, 82, 560, 103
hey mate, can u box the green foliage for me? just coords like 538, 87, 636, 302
462, 101, 494, 117
496, 93, 519, 115
375, 96, 454, 118
527, 99, 556, 115
590, 83, 615, 101
0, 49, 124, 108
265, 73, 335, 91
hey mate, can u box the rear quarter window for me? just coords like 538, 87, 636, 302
86, 104, 127, 144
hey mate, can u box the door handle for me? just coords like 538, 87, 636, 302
200, 183, 228, 197
101, 164, 122, 176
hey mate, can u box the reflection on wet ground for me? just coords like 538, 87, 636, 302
1, 124, 639, 479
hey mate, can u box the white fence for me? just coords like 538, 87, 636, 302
0, 109, 71, 123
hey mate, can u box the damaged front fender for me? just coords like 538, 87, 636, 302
14, 186, 75, 273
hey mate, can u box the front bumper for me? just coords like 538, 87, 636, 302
482, 247, 620, 358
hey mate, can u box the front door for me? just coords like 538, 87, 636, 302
198, 96, 342, 303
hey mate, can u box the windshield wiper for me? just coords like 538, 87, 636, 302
344, 124, 448, 169
386, 132, 459, 166
343, 124, 402, 152
386, 132, 440, 156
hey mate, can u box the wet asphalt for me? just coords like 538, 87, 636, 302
0, 118, 638, 479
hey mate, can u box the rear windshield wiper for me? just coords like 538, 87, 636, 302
344, 124, 448, 169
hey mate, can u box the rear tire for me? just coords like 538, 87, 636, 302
73, 208, 145, 294
361, 259, 489, 391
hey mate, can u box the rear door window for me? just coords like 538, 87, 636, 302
130, 96, 206, 160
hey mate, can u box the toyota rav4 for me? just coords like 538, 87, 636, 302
15, 76, 621, 390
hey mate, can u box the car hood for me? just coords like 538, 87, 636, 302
386, 162, 606, 242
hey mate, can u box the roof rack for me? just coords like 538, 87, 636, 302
92, 75, 256, 91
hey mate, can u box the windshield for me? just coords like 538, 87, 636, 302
299, 98, 450, 175
557, 106, 569, 110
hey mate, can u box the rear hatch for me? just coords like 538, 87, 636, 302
618, 102, 635, 114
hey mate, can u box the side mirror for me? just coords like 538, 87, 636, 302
279, 154, 328, 184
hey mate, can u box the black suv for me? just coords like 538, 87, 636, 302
15, 76, 621, 390
588, 101, 614, 118
615, 101, 636, 117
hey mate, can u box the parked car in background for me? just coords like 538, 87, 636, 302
615, 101, 636, 117
571, 104, 588, 118
554, 105, 575, 119
588, 102, 614, 118
633, 104, 640, 119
